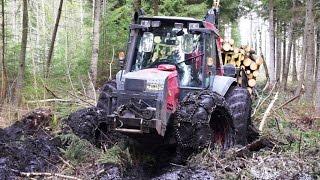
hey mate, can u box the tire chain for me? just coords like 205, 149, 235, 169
174, 90, 233, 150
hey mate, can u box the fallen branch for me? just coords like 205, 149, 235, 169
275, 93, 301, 111
259, 91, 279, 131
252, 82, 277, 118
40, 78, 60, 99
27, 99, 74, 103
58, 156, 75, 170
66, 90, 95, 107
235, 137, 276, 157
11, 169, 82, 180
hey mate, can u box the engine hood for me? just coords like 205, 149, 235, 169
116, 67, 177, 91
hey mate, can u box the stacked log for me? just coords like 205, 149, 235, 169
221, 40, 264, 94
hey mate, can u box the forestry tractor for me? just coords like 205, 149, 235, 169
69, 2, 257, 161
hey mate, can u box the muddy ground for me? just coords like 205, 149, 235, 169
0, 108, 319, 179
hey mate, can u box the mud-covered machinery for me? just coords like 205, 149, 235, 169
72, 3, 257, 159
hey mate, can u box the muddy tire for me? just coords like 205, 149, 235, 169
174, 91, 235, 161
225, 86, 252, 145
97, 80, 117, 114
67, 107, 106, 143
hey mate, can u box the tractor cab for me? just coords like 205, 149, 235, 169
125, 16, 223, 89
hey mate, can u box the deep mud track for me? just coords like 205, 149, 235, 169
0, 108, 215, 179
0, 108, 318, 179
0, 109, 61, 179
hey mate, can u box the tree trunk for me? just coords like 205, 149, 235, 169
45, 0, 63, 78
89, 0, 101, 89
304, 0, 315, 101
316, 30, 320, 115
275, 22, 281, 82
259, 28, 270, 81
0, 0, 7, 101
268, 0, 276, 87
282, 2, 296, 90
153, 0, 159, 16
282, 23, 286, 84
315, 27, 320, 83
80, 0, 84, 40
14, 0, 28, 105
292, 40, 298, 82
282, 24, 292, 90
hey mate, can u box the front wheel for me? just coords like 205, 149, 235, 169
174, 91, 235, 162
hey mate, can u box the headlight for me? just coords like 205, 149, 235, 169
146, 83, 164, 91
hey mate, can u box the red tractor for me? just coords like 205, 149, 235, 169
68, 5, 256, 161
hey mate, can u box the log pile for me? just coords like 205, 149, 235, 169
221, 39, 264, 94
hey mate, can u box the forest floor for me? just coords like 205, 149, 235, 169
0, 87, 319, 179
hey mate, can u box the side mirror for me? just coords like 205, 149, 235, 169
118, 51, 126, 68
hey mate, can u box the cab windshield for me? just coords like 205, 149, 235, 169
133, 28, 201, 69
132, 26, 204, 87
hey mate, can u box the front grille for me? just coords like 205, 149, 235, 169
124, 78, 146, 92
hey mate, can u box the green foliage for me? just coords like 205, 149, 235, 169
231, 22, 241, 46
59, 133, 100, 164
98, 145, 132, 168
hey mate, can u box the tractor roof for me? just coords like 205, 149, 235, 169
139, 16, 203, 23
139, 15, 220, 36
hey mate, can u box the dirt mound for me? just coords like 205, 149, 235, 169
0, 109, 62, 179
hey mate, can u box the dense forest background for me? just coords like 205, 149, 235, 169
0, 0, 319, 120
0, 0, 319, 179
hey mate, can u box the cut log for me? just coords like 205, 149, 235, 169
247, 73, 254, 79
253, 70, 259, 77
223, 43, 232, 51
229, 39, 235, 46
251, 54, 259, 61
240, 49, 246, 55
243, 58, 252, 66
256, 57, 264, 65
249, 50, 256, 54
232, 53, 239, 59
250, 62, 258, 70
234, 48, 240, 54
248, 79, 256, 87
246, 70, 251, 75
236, 60, 241, 67
245, 45, 251, 52
229, 61, 236, 66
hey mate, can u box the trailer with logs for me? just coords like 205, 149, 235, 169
221, 39, 264, 95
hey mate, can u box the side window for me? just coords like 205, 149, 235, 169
203, 34, 217, 87
205, 34, 217, 67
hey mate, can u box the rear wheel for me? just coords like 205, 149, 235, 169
174, 91, 235, 162
225, 86, 252, 145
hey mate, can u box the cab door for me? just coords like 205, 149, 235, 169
204, 33, 218, 88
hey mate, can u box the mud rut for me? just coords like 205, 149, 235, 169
1, 108, 317, 179
0, 108, 216, 179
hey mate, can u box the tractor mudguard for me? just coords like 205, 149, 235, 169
211, 76, 236, 96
